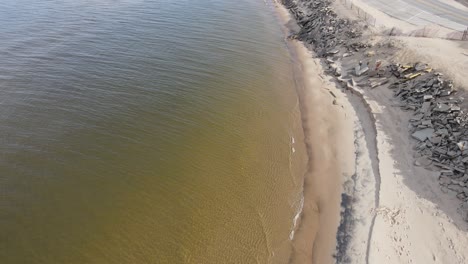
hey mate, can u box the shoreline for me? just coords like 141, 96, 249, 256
270, 1, 358, 263
275, 0, 468, 263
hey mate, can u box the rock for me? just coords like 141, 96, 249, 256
430, 136, 442, 145
412, 128, 434, 141
415, 156, 432, 166
437, 129, 449, 137
424, 95, 433, 101
435, 103, 451, 112
448, 184, 464, 193
452, 106, 461, 112
440, 90, 452, 97
459, 174, 468, 182
421, 120, 432, 127
411, 114, 424, 121
440, 176, 452, 185
421, 102, 431, 114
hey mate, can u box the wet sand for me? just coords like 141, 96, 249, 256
271, 3, 357, 262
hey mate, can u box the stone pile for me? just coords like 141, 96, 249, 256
283, 0, 362, 57
388, 64, 468, 204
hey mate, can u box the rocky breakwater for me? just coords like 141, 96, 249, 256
282, 0, 363, 57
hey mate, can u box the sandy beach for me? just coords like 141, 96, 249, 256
286, 41, 357, 264
274, 0, 468, 263
273, 3, 359, 262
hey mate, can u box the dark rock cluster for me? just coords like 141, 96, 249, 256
282, 0, 362, 57
389, 64, 468, 211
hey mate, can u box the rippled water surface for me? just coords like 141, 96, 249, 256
0, 0, 306, 263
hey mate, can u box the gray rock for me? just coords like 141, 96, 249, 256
440, 90, 452, 97
411, 114, 424, 121
459, 174, 468, 182
421, 120, 432, 127
424, 95, 433, 101
452, 106, 461, 112
421, 101, 431, 113
415, 156, 432, 166
430, 136, 442, 145
448, 184, 464, 193
435, 103, 451, 112
447, 151, 459, 158
440, 176, 452, 185
412, 128, 434, 141
437, 129, 449, 137
434, 147, 448, 155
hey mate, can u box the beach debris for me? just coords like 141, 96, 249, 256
355, 64, 369, 76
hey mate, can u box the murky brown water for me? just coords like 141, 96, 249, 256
0, 0, 308, 263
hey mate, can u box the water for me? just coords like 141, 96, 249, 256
0, 0, 307, 263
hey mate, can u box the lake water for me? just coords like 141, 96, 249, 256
0, 0, 307, 263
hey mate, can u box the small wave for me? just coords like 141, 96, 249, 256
289, 195, 304, 240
